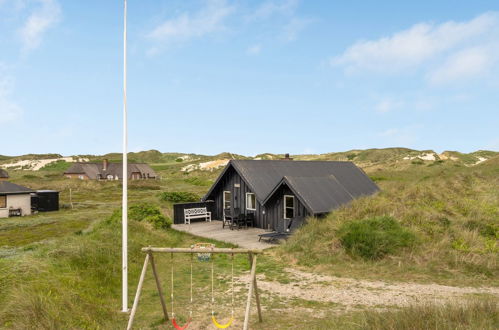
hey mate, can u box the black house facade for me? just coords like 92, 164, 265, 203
203, 160, 379, 230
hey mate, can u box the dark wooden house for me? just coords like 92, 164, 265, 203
202, 160, 379, 230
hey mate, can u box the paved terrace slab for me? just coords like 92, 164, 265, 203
172, 220, 276, 250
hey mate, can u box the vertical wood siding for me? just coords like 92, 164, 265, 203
206, 169, 308, 230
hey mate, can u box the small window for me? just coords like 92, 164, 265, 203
223, 191, 231, 209
0, 195, 6, 208
284, 195, 294, 219
246, 193, 256, 210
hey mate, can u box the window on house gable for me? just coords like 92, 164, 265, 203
284, 195, 295, 219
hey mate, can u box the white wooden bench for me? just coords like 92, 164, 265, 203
184, 207, 211, 224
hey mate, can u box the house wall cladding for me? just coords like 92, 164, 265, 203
0, 194, 32, 218
210, 167, 266, 228
264, 184, 308, 231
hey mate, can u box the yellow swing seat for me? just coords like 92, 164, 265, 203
211, 315, 234, 329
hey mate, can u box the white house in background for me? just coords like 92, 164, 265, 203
0, 181, 34, 218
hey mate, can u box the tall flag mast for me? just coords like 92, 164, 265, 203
122, 0, 129, 313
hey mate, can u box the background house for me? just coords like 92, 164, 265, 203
203, 160, 379, 230
0, 169, 9, 181
0, 181, 34, 218
64, 159, 157, 180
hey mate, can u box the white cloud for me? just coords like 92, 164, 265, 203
428, 46, 498, 84
250, 0, 299, 20
282, 17, 313, 42
332, 12, 499, 74
18, 0, 61, 52
0, 76, 23, 124
375, 98, 404, 113
247, 44, 261, 55
147, 0, 234, 48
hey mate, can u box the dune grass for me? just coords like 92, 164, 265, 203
0, 154, 498, 328
280, 160, 499, 286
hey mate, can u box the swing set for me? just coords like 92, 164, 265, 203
126, 247, 263, 330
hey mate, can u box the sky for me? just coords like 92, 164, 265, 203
1, 0, 499, 156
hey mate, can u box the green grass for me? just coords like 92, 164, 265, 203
281, 159, 499, 286
0, 151, 498, 328
261, 299, 499, 330
338, 216, 417, 260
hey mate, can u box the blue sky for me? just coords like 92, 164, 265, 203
1, 0, 499, 156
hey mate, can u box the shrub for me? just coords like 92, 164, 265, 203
106, 204, 172, 229
338, 216, 417, 260
184, 177, 211, 186
159, 191, 200, 203
22, 174, 39, 179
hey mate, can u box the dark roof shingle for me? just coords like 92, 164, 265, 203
204, 160, 379, 214
0, 181, 34, 194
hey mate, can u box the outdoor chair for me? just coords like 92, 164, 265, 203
223, 208, 242, 230
244, 212, 255, 229
258, 218, 301, 242
222, 208, 232, 229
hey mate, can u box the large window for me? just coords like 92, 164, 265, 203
284, 195, 295, 219
223, 191, 231, 210
0, 195, 6, 208
246, 193, 256, 211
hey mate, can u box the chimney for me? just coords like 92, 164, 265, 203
103, 159, 109, 171
281, 153, 293, 160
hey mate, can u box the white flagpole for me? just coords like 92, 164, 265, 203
122, 0, 128, 313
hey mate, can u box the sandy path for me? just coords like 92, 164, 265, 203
238, 268, 499, 308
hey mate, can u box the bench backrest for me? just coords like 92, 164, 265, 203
184, 207, 208, 216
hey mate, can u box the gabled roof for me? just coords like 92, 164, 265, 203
0, 169, 9, 178
0, 181, 34, 194
265, 175, 372, 214
203, 160, 379, 213
64, 162, 157, 179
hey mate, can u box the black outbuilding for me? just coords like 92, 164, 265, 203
202, 159, 379, 230
31, 190, 59, 212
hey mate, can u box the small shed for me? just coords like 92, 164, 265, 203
0, 181, 34, 218
31, 190, 59, 212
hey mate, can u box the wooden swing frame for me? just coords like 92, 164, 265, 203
126, 247, 263, 330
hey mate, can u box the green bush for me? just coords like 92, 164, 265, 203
159, 191, 200, 203
184, 177, 211, 186
338, 216, 416, 260
107, 203, 172, 229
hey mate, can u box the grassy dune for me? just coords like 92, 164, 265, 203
0, 150, 498, 328
281, 157, 499, 286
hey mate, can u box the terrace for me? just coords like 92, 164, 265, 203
171, 220, 275, 250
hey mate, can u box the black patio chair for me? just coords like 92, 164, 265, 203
229, 208, 242, 230
244, 212, 255, 229
222, 208, 233, 229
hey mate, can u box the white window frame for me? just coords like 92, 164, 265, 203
223, 191, 231, 210
283, 195, 295, 219
246, 192, 256, 211
0, 195, 6, 209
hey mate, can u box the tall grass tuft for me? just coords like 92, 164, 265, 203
338, 216, 416, 260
